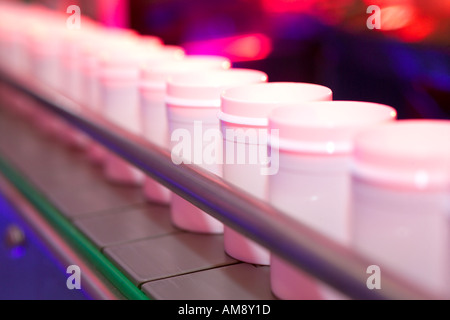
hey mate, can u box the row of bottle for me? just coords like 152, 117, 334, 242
1, 2, 449, 299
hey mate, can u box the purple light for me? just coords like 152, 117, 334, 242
9, 246, 26, 260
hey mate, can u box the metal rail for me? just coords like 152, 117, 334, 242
0, 69, 440, 300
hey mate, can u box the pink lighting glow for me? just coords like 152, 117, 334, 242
96, 0, 129, 28
182, 33, 272, 63
261, 0, 316, 13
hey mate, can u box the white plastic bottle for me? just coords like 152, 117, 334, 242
219, 82, 333, 265
267, 101, 397, 299
351, 119, 450, 299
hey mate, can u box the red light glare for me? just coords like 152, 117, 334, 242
395, 14, 436, 42
374, 4, 436, 43
380, 5, 415, 31
362, 0, 413, 7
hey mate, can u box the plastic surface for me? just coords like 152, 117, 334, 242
267, 101, 397, 300
166, 68, 268, 233
268, 101, 398, 154
141, 55, 232, 86
220, 82, 333, 121
351, 119, 450, 298
139, 56, 231, 204
353, 120, 450, 190
219, 82, 333, 266
166, 68, 268, 102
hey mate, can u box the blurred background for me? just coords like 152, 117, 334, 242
3, 0, 450, 120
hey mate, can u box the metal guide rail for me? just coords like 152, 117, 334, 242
0, 68, 438, 300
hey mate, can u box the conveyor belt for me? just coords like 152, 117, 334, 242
0, 104, 275, 300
